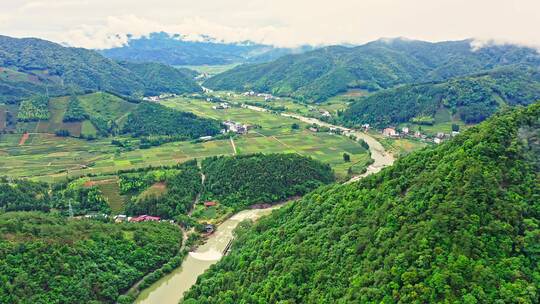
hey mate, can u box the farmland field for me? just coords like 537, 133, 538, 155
35, 96, 83, 136
0, 97, 371, 182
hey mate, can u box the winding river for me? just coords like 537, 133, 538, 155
135, 107, 395, 303
135, 206, 283, 304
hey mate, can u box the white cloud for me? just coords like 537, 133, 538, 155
0, 0, 539, 49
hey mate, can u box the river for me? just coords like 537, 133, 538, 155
135, 206, 283, 304
135, 106, 395, 303
244, 105, 395, 179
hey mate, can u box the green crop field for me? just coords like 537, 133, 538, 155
0, 97, 372, 182
79, 92, 138, 127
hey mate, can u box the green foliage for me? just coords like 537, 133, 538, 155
343, 152, 351, 162
122, 102, 221, 138
0, 212, 182, 304
204, 39, 540, 102
0, 178, 51, 212
118, 61, 201, 95
124, 160, 202, 219
0, 177, 110, 215
341, 66, 540, 127
183, 102, 540, 303
17, 95, 50, 121
62, 95, 88, 122
201, 153, 335, 210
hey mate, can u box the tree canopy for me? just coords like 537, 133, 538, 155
183, 102, 540, 303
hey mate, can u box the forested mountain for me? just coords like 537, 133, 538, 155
0, 35, 201, 102
0, 212, 182, 304
341, 66, 540, 127
183, 102, 540, 303
204, 38, 540, 102
99, 32, 312, 66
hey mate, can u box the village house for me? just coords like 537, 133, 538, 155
402, 127, 410, 134
243, 91, 255, 96
309, 127, 318, 132
223, 120, 248, 134
436, 132, 446, 139
382, 127, 398, 137
114, 214, 128, 223
199, 136, 213, 141
320, 110, 331, 117
434, 138, 442, 144
361, 124, 370, 131
129, 215, 161, 223
452, 131, 460, 136
143, 96, 160, 102
204, 201, 217, 208
213, 102, 230, 110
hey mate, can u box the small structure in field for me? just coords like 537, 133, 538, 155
434, 138, 442, 144
130, 215, 161, 223
204, 201, 217, 208
199, 136, 213, 141
401, 127, 410, 134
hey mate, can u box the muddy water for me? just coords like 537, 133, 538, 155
134, 206, 283, 304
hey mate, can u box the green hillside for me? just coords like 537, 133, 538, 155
183, 102, 540, 303
204, 39, 540, 102
0, 35, 201, 102
341, 66, 540, 127
0, 212, 182, 304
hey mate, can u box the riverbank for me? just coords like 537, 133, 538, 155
134, 205, 285, 304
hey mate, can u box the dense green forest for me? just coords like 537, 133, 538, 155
341, 66, 540, 127
123, 160, 202, 219
204, 39, 540, 102
0, 212, 182, 304
62, 95, 88, 122
0, 177, 110, 215
183, 102, 540, 303
118, 61, 202, 95
16, 95, 49, 121
201, 154, 335, 210
0, 35, 201, 102
122, 154, 335, 218
122, 102, 222, 138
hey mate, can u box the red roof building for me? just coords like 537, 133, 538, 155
130, 215, 161, 222
204, 201, 217, 207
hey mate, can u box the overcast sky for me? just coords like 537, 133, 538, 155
0, 0, 539, 49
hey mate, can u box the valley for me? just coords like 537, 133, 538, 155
0, 24, 538, 304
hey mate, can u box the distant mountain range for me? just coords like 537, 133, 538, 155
0, 35, 201, 102
99, 32, 314, 66
204, 38, 540, 102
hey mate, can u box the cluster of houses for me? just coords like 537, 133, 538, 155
223, 120, 249, 134
242, 91, 279, 101
142, 93, 178, 102
212, 102, 231, 110
113, 214, 168, 223
382, 126, 459, 144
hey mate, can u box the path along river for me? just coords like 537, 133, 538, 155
135, 107, 395, 303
